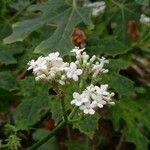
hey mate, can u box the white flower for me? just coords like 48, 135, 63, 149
140, 14, 150, 26
92, 57, 109, 77
79, 102, 95, 115
84, 1, 106, 16
71, 47, 85, 55
59, 80, 65, 85
71, 92, 83, 106
64, 62, 82, 81
95, 84, 109, 95
89, 55, 96, 63
27, 59, 36, 70
82, 52, 90, 65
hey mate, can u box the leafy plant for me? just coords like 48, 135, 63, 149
0, 0, 149, 150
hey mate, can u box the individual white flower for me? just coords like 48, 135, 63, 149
35, 74, 46, 81
89, 55, 96, 63
71, 47, 85, 55
71, 92, 84, 106
92, 57, 109, 78
95, 84, 109, 95
27, 59, 36, 70
140, 14, 150, 26
84, 1, 106, 16
59, 80, 65, 85
64, 62, 83, 81
82, 52, 90, 65
79, 102, 95, 115
47, 53, 63, 67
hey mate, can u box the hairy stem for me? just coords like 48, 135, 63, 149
61, 96, 68, 123
73, 0, 77, 8
28, 121, 65, 150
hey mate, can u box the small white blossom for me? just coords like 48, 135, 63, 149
84, 1, 106, 16
64, 62, 82, 81
90, 55, 96, 63
92, 57, 109, 78
80, 102, 95, 115
59, 80, 65, 85
71, 47, 85, 55
140, 14, 150, 26
71, 92, 88, 106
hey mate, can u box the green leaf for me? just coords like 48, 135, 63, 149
106, 1, 140, 44
101, 73, 135, 98
33, 128, 58, 150
49, 97, 63, 125
87, 37, 130, 57
15, 77, 50, 126
73, 113, 100, 139
3, 0, 67, 44
127, 126, 149, 150
0, 21, 12, 40
4, 0, 92, 55
0, 71, 17, 91
107, 58, 132, 73
66, 140, 90, 150
111, 99, 150, 150
0, 44, 24, 66
0, 71, 17, 111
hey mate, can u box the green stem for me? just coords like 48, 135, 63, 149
61, 96, 68, 122
68, 78, 84, 121
68, 115, 83, 123
73, 0, 77, 8
28, 121, 65, 150
28, 102, 80, 149
68, 106, 78, 120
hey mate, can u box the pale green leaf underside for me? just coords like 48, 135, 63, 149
3, 0, 92, 55
3, 0, 66, 43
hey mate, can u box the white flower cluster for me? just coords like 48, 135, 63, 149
71, 84, 115, 115
71, 47, 109, 78
28, 47, 114, 115
140, 14, 150, 26
28, 47, 108, 84
84, 1, 106, 16
27, 52, 82, 84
